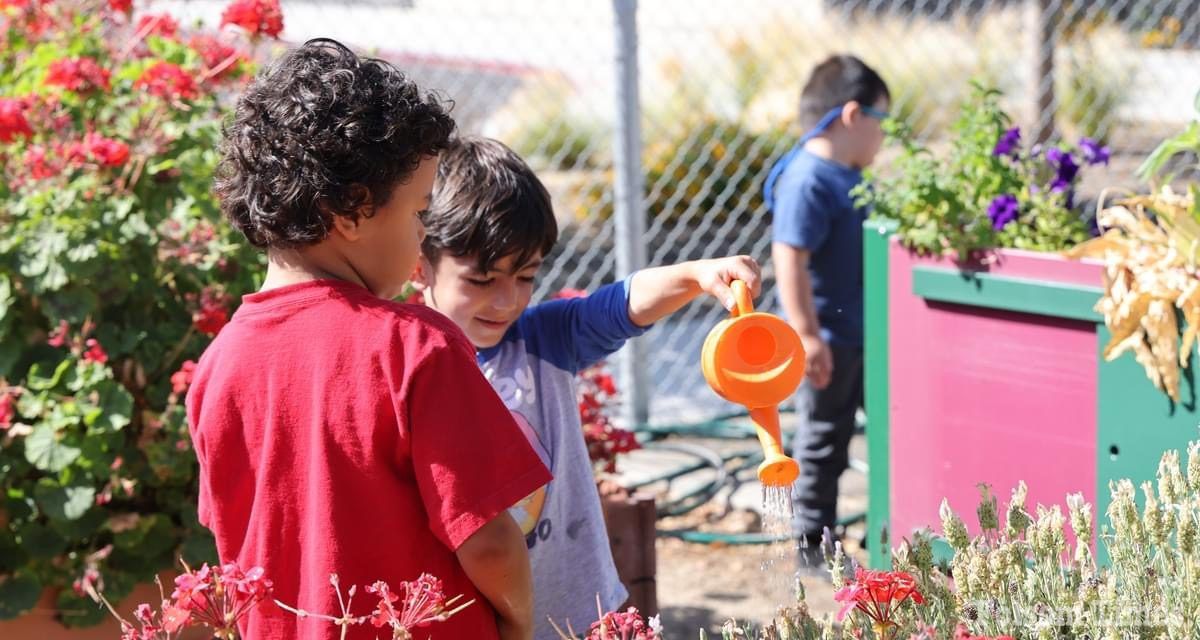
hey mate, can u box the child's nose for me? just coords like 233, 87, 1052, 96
492, 282, 518, 312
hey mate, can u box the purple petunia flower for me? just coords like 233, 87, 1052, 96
993, 127, 1021, 157
987, 194, 1020, 230
1045, 147, 1080, 192
1079, 137, 1110, 166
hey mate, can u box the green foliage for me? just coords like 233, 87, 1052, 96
0, 2, 264, 624
858, 84, 1098, 258
1139, 89, 1200, 184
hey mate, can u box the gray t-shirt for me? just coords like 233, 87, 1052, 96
475, 279, 648, 639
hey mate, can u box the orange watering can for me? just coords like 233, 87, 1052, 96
701, 280, 805, 487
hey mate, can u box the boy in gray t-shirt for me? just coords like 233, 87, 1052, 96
411, 136, 763, 638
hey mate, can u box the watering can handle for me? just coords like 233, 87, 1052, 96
731, 280, 754, 318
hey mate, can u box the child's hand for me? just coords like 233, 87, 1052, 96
692, 256, 762, 312
800, 333, 834, 389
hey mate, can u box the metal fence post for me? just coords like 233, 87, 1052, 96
1028, 0, 1057, 143
612, 0, 649, 427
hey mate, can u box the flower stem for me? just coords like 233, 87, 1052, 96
199, 50, 241, 83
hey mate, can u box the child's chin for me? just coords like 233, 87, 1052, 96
470, 329, 507, 349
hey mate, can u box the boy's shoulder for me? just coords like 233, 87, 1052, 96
371, 298, 476, 358
220, 283, 474, 360
780, 151, 860, 188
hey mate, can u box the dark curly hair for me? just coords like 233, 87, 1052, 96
214, 38, 455, 249
422, 136, 557, 272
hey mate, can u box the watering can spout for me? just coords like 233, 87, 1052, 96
749, 406, 799, 487
700, 280, 805, 488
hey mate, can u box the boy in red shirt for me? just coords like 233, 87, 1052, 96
187, 39, 551, 640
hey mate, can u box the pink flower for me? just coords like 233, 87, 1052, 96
366, 574, 460, 632
45, 57, 111, 92
160, 602, 191, 632
59, 139, 89, 165
48, 320, 69, 347
108, 0, 132, 12
24, 145, 60, 180
136, 61, 198, 100
171, 564, 211, 611
83, 338, 108, 364
168, 562, 270, 636
0, 97, 33, 143
171, 360, 197, 394
84, 133, 130, 168
587, 606, 660, 640
72, 567, 102, 597
220, 0, 284, 38
0, 391, 14, 430
954, 628, 1014, 640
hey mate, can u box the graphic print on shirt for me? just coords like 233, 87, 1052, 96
485, 363, 554, 549
508, 410, 550, 543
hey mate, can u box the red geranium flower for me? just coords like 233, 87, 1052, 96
83, 338, 108, 364
0, 97, 33, 143
45, 57, 111, 92
834, 568, 925, 634
25, 145, 60, 180
220, 0, 283, 38
136, 61, 198, 100
84, 133, 130, 167
136, 13, 178, 39
192, 287, 231, 335
189, 35, 244, 79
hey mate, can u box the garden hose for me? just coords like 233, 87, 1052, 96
637, 441, 730, 517
657, 513, 867, 545
629, 412, 868, 545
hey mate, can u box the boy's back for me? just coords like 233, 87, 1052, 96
188, 279, 549, 639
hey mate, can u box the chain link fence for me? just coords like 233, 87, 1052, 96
173, 0, 1200, 424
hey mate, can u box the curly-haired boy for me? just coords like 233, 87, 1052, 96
188, 39, 551, 640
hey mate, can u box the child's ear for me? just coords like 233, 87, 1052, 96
329, 212, 362, 242
409, 255, 432, 291
329, 186, 374, 242
841, 101, 862, 127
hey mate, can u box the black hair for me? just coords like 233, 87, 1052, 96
421, 136, 557, 272
214, 38, 455, 249
798, 55, 890, 130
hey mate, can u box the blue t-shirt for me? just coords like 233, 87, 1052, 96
768, 149, 867, 347
475, 279, 648, 639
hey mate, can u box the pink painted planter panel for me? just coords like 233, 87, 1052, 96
887, 242, 1101, 541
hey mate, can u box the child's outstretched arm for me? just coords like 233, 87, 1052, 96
456, 511, 535, 640
626, 256, 761, 327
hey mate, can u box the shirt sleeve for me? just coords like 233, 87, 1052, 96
407, 333, 553, 550
521, 277, 650, 373
771, 178, 835, 252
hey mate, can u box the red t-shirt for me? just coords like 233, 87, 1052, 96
186, 280, 551, 640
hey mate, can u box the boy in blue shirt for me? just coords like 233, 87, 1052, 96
411, 136, 760, 637
766, 55, 890, 562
